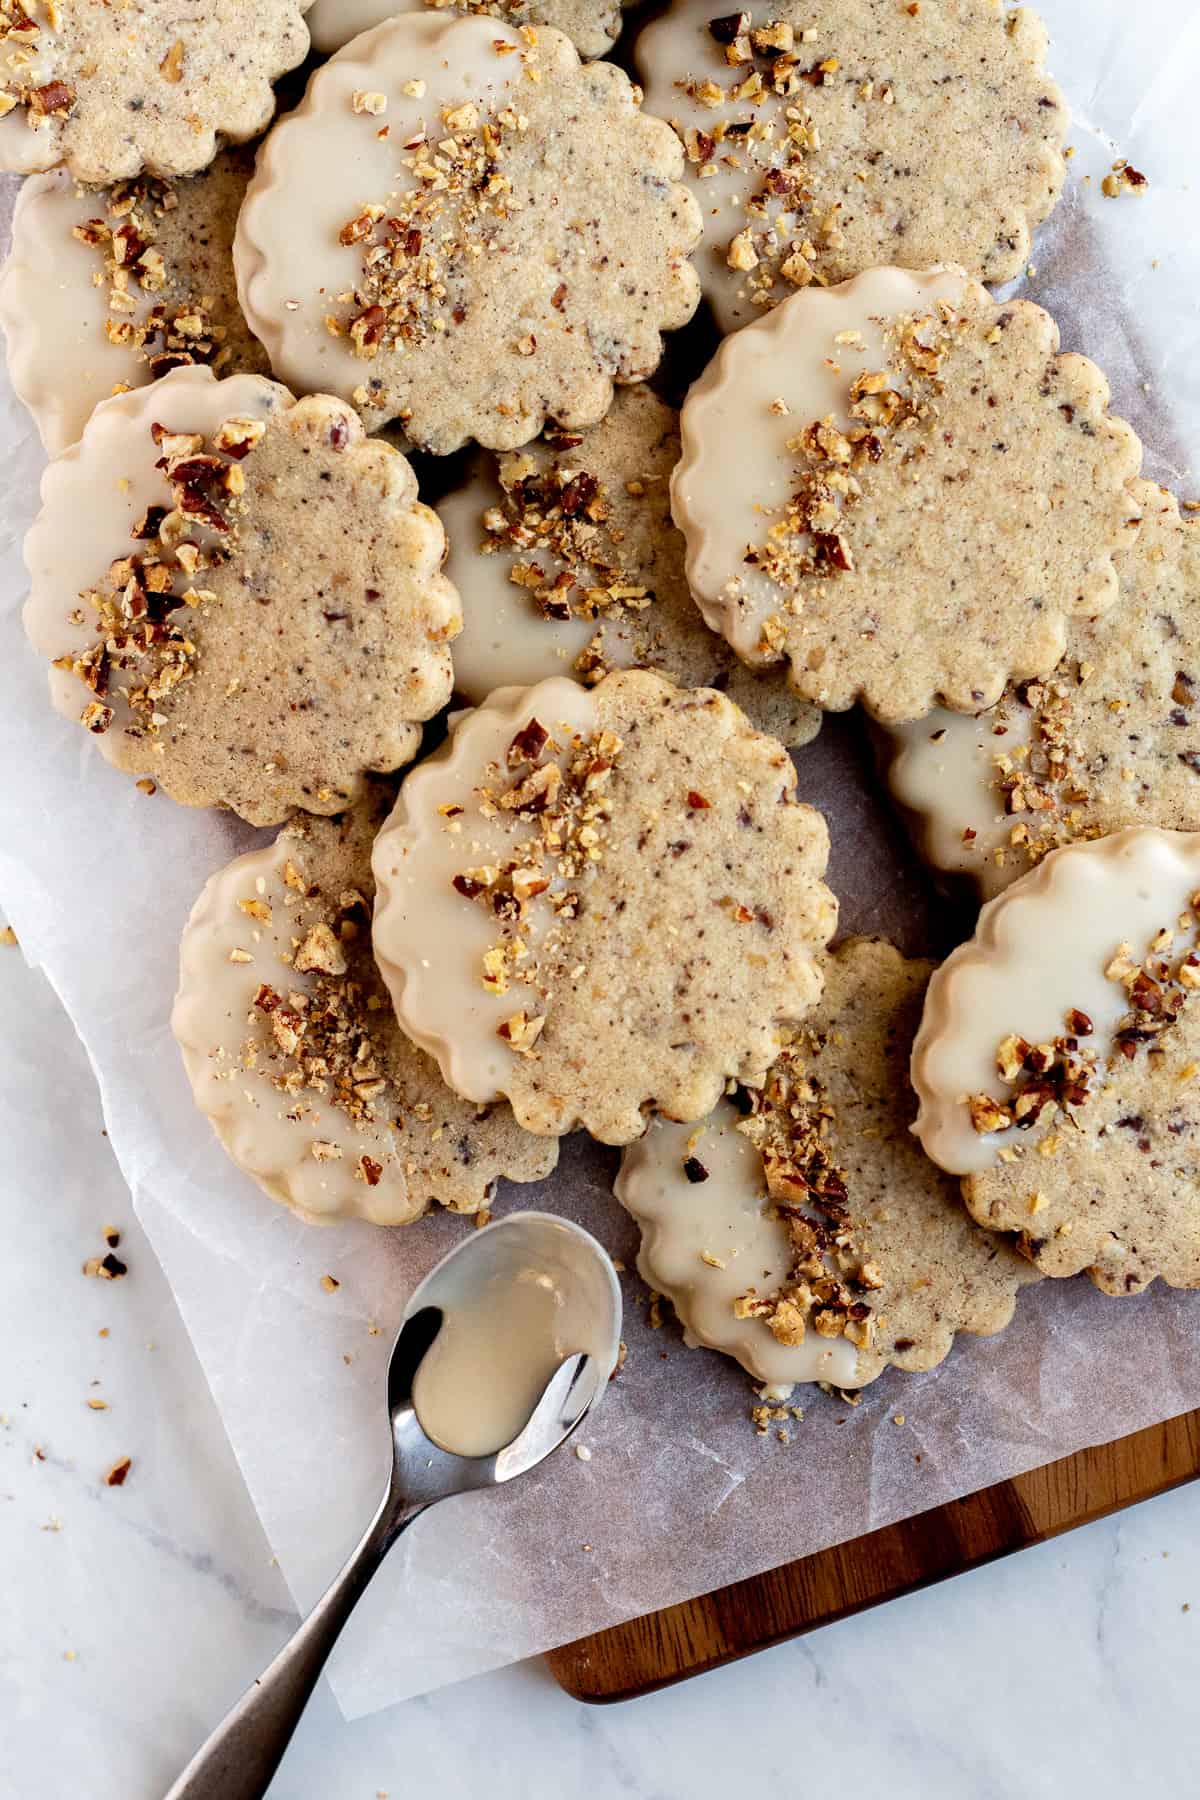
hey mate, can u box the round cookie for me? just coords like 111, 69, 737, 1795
371, 669, 838, 1143
439, 385, 821, 746
0, 0, 308, 182
309, 0, 631, 61
885, 483, 1200, 898
634, 0, 1068, 335
174, 792, 557, 1226
618, 938, 1035, 1390
24, 364, 459, 826
234, 12, 702, 451
0, 151, 270, 456
911, 828, 1200, 1294
672, 266, 1143, 723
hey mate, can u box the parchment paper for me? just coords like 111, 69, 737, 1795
3, 0, 1200, 1720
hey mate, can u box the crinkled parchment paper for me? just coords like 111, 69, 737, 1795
3, 0, 1200, 1719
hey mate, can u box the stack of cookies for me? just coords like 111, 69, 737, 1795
6, 0, 1195, 1405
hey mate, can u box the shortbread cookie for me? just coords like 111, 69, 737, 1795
309, 0, 630, 60
618, 938, 1034, 1389
911, 828, 1200, 1294
234, 12, 702, 451
174, 793, 556, 1225
672, 266, 1142, 723
0, 0, 309, 183
635, 0, 1068, 334
885, 483, 1200, 897
24, 365, 459, 825
439, 386, 821, 746
371, 670, 837, 1142
0, 151, 270, 456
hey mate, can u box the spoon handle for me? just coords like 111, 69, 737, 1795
164, 1486, 422, 1800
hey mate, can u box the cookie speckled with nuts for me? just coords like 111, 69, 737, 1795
438, 385, 821, 746
0, 149, 270, 455
618, 938, 1036, 1389
911, 828, 1200, 1295
0, 0, 309, 183
234, 12, 702, 452
371, 669, 838, 1143
24, 364, 459, 825
309, 0, 632, 61
174, 790, 557, 1226
885, 483, 1200, 897
672, 266, 1142, 723
634, 0, 1068, 335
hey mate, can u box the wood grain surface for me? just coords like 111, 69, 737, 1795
546, 1409, 1200, 1703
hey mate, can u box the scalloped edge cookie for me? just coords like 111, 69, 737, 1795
174, 793, 557, 1225
618, 938, 1036, 1389
24, 364, 459, 824
234, 12, 701, 450
371, 669, 837, 1142
634, 0, 1068, 334
0, 0, 309, 182
672, 265, 1142, 722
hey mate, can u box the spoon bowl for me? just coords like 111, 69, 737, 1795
165, 1210, 622, 1800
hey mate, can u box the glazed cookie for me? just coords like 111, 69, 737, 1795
912, 828, 1200, 1294
885, 484, 1200, 898
24, 365, 459, 825
0, 0, 308, 183
635, 0, 1067, 334
174, 793, 557, 1226
439, 386, 821, 746
371, 670, 837, 1142
309, 0, 632, 61
672, 266, 1142, 723
0, 151, 270, 456
618, 938, 1034, 1390
234, 12, 702, 451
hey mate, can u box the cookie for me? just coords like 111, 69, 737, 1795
24, 364, 459, 825
672, 266, 1143, 723
371, 670, 837, 1143
174, 792, 557, 1225
885, 483, 1200, 898
438, 385, 821, 747
618, 938, 1035, 1389
0, 150, 270, 456
634, 0, 1068, 334
309, 0, 631, 61
911, 828, 1200, 1294
0, 0, 308, 183
234, 12, 702, 452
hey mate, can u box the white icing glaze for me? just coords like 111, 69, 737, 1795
911, 827, 1200, 1175
22, 365, 290, 744
885, 702, 1035, 899
672, 265, 970, 658
371, 678, 600, 1104
234, 14, 552, 413
439, 462, 602, 701
0, 171, 149, 455
409, 1212, 620, 1456
0, 41, 60, 176
616, 1103, 860, 1387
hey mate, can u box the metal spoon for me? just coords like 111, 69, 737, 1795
164, 1211, 621, 1800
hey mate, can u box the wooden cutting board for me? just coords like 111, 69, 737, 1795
545, 1408, 1200, 1702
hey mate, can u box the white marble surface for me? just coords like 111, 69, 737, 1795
2, 939, 1200, 1800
